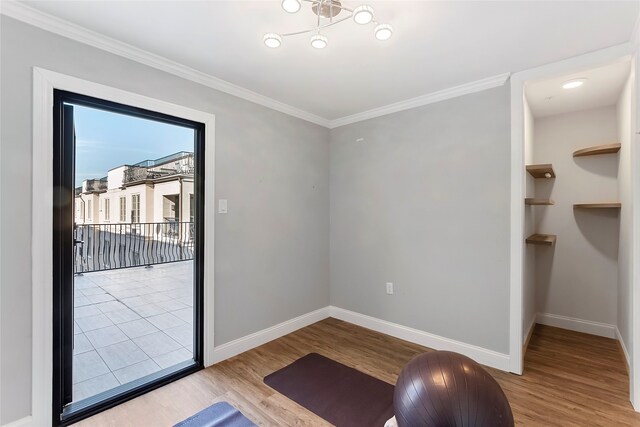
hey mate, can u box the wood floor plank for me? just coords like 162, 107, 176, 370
74, 319, 640, 426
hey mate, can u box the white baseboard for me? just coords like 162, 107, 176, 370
536, 312, 616, 339
616, 326, 631, 370
1, 416, 32, 427
211, 305, 512, 372
212, 307, 331, 363
523, 315, 536, 348
328, 306, 511, 372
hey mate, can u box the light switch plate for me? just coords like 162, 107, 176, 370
218, 199, 228, 214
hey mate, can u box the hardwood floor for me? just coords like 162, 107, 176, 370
74, 318, 640, 426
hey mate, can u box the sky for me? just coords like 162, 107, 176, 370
73, 104, 195, 186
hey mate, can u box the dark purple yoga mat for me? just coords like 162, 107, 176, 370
264, 353, 394, 427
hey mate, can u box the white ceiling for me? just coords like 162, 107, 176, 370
16, 1, 640, 121
526, 59, 631, 118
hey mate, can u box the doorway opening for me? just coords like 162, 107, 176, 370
52, 90, 205, 425
520, 57, 634, 403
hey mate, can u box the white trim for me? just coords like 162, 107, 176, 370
509, 74, 525, 375
2, 0, 329, 128
523, 315, 536, 346
0, 1, 3, 421
1, 416, 32, 427
328, 73, 510, 129
536, 313, 616, 339
617, 326, 632, 372
32, 68, 215, 427
632, 49, 640, 411
212, 305, 512, 372
31, 68, 52, 427
212, 307, 331, 363
329, 306, 511, 372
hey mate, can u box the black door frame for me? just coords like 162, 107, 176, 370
52, 90, 205, 426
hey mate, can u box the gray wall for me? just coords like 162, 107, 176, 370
329, 85, 512, 354
533, 107, 619, 325
0, 16, 330, 424
617, 68, 635, 360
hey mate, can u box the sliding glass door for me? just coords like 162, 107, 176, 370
52, 90, 205, 425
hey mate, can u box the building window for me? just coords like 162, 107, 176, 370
104, 198, 110, 221
120, 196, 126, 222
132, 194, 140, 223
87, 199, 92, 221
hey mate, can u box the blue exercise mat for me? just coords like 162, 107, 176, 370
173, 402, 256, 427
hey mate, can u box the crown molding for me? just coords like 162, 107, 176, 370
0, 0, 332, 128
2, 1, 512, 130
328, 72, 511, 128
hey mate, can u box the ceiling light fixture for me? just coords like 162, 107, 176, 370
264, 0, 392, 49
282, 0, 301, 13
562, 78, 587, 89
353, 5, 374, 24
263, 33, 282, 48
374, 23, 393, 41
310, 33, 328, 49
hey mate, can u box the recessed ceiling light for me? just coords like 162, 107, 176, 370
562, 78, 587, 89
263, 33, 282, 48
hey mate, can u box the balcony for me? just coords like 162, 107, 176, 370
122, 165, 167, 184
72, 221, 195, 402
73, 260, 194, 401
123, 153, 194, 185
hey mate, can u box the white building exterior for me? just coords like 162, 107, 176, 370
75, 152, 195, 227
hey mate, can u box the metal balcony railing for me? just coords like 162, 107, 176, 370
123, 153, 195, 184
74, 221, 194, 274
84, 178, 108, 193
122, 166, 166, 184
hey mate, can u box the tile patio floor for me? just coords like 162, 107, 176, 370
73, 261, 193, 402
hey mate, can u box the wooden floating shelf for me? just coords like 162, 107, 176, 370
573, 143, 621, 158
526, 164, 555, 179
573, 203, 621, 209
525, 198, 554, 205
526, 234, 557, 246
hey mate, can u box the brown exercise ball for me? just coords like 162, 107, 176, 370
394, 351, 514, 427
